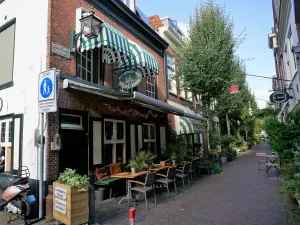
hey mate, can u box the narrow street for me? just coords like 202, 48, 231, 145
97, 143, 287, 225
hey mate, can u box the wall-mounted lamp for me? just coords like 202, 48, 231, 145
71, 8, 102, 54
51, 133, 61, 151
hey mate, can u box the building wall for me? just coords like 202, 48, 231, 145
47, 0, 165, 101
0, 0, 48, 180
273, 0, 300, 117
46, 0, 166, 180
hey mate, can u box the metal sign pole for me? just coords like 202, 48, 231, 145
39, 112, 44, 218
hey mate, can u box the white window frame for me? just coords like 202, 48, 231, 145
0, 118, 12, 172
146, 76, 156, 98
167, 54, 177, 95
143, 123, 156, 153
287, 28, 296, 78
61, 114, 83, 130
104, 119, 126, 163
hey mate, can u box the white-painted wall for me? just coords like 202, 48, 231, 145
279, 1, 300, 114
0, 0, 48, 180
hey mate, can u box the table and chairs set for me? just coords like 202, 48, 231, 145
95, 156, 210, 209
256, 152, 281, 175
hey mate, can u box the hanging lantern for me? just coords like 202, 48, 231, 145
229, 85, 239, 94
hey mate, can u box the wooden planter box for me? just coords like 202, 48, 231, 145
53, 182, 89, 225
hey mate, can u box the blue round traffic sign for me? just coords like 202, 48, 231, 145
40, 78, 53, 98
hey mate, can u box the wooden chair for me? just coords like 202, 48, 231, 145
266, 156, 280, 174
256, 153, 266, 170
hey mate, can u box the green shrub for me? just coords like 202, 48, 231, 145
58, 168, 89, 192
221, 135, 237, 148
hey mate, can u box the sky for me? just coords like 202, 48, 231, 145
140, 0, 275, 108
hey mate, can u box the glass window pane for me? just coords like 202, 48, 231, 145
9, 121, 12, 143
150, 125, 155, 139
116, 122, 124, 140
143, 125, 148, 139
87, 72, 91, 82
82, 69, 86, 80
167, 54, 173, 68
1, 122, 6, 143
104, 144, 113, 165
168, 68, 172, 80
105, 121, 113, 140
87, 60, 91, 72
116, 143, 124, 163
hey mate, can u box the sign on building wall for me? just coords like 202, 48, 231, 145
52, 42, 71, 59
269, 91, 291, 104
38, 69, 57, 113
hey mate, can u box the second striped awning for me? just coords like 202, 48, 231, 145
120, 40, 159, 77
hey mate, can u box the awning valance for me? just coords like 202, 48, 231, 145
120, 40, 159, 77
80, 20, 131, 64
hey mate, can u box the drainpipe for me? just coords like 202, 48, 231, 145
163, 52, 168, 102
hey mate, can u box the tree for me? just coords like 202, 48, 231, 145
177, 0, 236, 154
215, 58, 250, 135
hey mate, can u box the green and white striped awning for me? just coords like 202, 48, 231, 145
121, 40, 159, 77
80, 21, 131, 64
178, 116, 202, 134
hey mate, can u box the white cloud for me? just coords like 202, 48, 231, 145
252, 89, 270, 109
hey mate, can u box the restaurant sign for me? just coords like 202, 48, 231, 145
269, 91, 290, 104
118, 71, 142, 89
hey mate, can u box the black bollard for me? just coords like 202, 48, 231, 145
88, 173, 98, 225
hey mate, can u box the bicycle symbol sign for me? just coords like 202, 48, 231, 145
40, 78, 53, 99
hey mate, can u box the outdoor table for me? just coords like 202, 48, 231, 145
150, 165, 175, 172
265, 155, 280, 174
110, 172, 148, 205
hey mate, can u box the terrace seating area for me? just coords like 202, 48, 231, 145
93, 151, 215, 209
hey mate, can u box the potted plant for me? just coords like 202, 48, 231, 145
53, 168, 89, 225
144, 150, 156, 169
128, 159, 138, 173
170, 152, 177, 165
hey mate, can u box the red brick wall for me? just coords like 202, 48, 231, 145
47, 0, 164, 99
46, 0, 166, 181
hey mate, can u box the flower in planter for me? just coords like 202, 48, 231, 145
57, 168, 89, 192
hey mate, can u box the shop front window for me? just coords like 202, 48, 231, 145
143, 123, 156, 153
104, 119, 126, 164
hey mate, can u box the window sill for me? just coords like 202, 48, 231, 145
0, 81, 13, 90
168, 90, 177, 96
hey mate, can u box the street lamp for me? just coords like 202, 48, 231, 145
71, 9, 102, 53
80, 10, 102, 39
